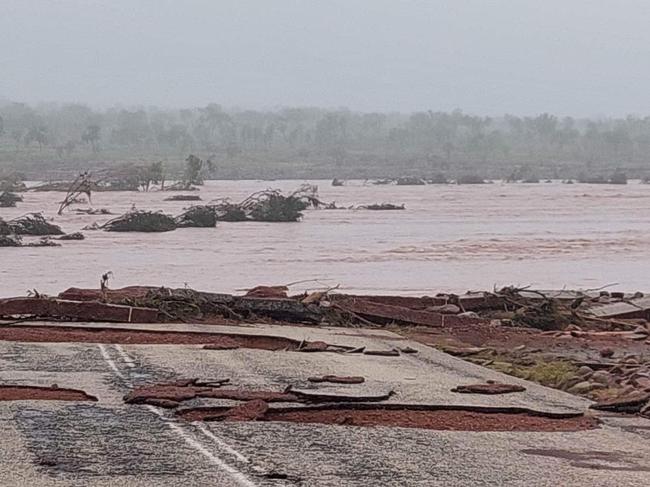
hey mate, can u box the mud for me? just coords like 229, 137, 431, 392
0, 385, 97, 402
177, 402, 599, 432
307, 375, 365, 384
0, 325, 339, 352
363, 349, 400, 356
451, 382, 527, 394
220, 399, 269, 421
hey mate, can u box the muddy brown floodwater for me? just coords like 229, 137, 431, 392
3, 180, 650, 296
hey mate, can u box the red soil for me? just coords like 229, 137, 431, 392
0, 385, 97, 402
264, 409, 597, 432
177, 403, 599, 432
0, 325, 330, 352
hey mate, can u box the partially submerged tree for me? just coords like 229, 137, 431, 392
102, 210, 177, 232
6, 213, 64, 235
184, 154, 214, 185
357, 203, 405, 210
58, 172, 94, 215
138, 161, 165, 191
212, 184, 318, 222
175, 205, 217, 227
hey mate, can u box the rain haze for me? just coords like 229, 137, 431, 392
4, 2, 650, 486
2, 0, 650, 116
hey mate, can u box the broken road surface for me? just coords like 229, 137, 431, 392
1, 321, 649, 486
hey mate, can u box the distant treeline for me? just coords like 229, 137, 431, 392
1, 101, 649, 180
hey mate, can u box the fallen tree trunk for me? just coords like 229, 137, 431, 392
333, 297, 485, 327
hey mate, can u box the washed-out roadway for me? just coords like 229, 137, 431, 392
0, 321, 649, 486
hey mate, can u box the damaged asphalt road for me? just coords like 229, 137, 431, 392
0, 321, 649, 486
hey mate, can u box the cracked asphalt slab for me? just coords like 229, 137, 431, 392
0, 321, 649, 486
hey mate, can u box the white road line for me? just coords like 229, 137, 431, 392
145, 405, 165, 418
167, 423, 258, 487
113, 344, 137, 368
96, 343, 259, 487
97, 343, 125, 379
195, 423, 251, 464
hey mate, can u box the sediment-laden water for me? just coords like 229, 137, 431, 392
2, 180, 650, 296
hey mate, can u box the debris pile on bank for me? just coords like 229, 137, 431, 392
4, 284, 646, 332
2, 283, 649, 412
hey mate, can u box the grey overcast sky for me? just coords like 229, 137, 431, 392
2, 0, 650, 116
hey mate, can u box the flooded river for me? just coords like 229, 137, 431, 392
2, 180, 650, 296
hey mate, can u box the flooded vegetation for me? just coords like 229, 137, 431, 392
2, 179, 650, 295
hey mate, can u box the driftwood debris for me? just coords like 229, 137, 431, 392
481, 286, 647, 331
396, 177, 425, 186
357, 203, 405, 211
2, 283, 642, 341
50, 286, 490, 328
74, 208, 112, 215
57, 232, 85, 241
164, 194, 202, 201
57, 172, 94, 215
